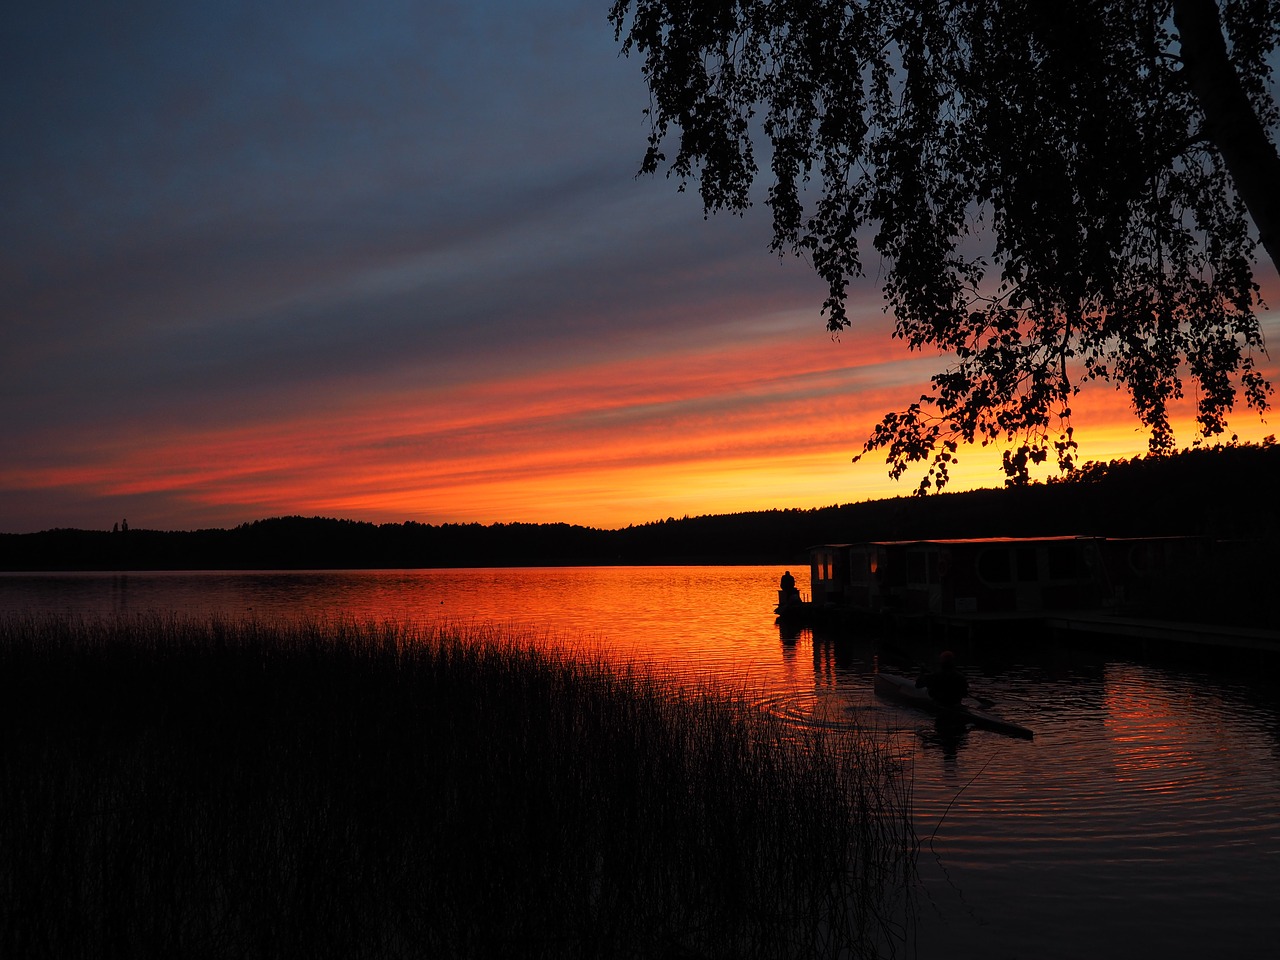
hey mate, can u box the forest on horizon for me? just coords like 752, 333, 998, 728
2, 443, 1276, 571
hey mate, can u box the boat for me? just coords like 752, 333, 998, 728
873, 670, 1034, 740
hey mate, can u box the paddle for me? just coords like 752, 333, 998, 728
966, 691, 996, 709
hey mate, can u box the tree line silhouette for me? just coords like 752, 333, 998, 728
2, 443, 1274, 571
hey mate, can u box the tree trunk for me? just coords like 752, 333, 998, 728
1173, 0, 1280, 273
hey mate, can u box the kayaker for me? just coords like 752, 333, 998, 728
916, 651, 969, 708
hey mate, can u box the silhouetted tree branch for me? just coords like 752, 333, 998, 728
611, 0, 1277, 491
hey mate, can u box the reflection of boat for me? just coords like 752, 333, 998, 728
873, 670, 1034, 740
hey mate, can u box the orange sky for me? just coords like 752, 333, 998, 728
2, 3, 1276, 534
6, 294, 1274, 533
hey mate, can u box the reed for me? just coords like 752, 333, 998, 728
0, 613, 914, 960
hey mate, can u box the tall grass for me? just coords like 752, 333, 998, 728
0, 614, 914, 960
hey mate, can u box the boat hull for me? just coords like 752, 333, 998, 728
874, 671, 1034, 740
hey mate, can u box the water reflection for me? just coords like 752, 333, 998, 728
921, 715, 970, 764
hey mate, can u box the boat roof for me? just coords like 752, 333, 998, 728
809, 535, 1100, 550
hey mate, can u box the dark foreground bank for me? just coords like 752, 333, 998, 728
0, 615, 913, 960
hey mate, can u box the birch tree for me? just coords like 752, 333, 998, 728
611, 0, 1279, 489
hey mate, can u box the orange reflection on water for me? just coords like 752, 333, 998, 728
1100, 664, 1265, 799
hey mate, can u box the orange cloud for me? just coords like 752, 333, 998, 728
5, 307, 1275, 531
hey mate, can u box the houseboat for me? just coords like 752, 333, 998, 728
811, 536, 1112, 617
788, 534, 1279, 655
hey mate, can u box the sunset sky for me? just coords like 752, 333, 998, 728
4, 1, 1277, 535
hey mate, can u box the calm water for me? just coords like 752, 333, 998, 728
4, 566, 1279, 959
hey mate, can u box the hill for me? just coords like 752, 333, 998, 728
1, 442, 1275, 571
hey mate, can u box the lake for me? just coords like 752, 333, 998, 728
3, 565, 1278, 959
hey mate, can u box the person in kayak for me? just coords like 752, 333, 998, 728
916, 651, 969, 708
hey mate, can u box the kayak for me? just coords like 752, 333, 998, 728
873, 671, 1034, 740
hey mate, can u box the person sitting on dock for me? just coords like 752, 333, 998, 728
776, 570, 802, 611
916, 651, 969, 708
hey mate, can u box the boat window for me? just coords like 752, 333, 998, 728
907, 551, 928, 584
1128, 543, 1154, 576
1048, 542, 1075, 580
849, 549, 870, 583
978, 547, 1012, 584
814, 553, 832, 582
1015, 546, 1039, 582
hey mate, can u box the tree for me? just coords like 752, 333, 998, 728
610, 0, 1278, 491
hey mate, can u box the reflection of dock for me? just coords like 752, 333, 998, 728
878, 608, 1280, 663
1043, 612, 1280, 656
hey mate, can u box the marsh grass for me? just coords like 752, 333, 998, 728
1, 614, 914, 959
